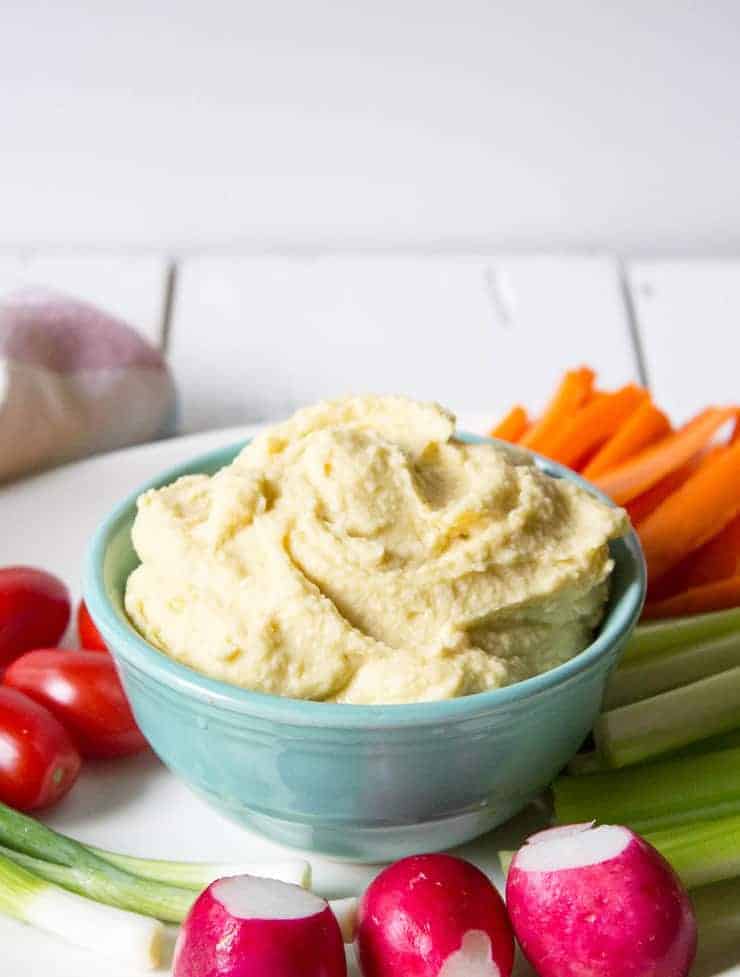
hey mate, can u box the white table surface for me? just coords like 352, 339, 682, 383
2, 422, 739, 976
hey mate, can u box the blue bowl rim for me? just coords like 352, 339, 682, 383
84, 432, 646, 729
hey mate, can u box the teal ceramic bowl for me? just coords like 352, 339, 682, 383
84, 435, 646, 862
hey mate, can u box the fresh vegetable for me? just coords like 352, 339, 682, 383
505, 823, 696, 977
638, 438, 740, 581
569, 726, 740, 776
644, 575, 740, 619
329, 896, 358, 943
544, 384, 648, 469
0, 567, 70, 668
604, 627, 740, 708
490, 405, 528, 442
592, 406, 737, 505
4, 649, 148, 759
87, 846, 311, 890
520, 367, 595, 454
642, 815, 740, 889
582, 399, 671, 479
355, 853, 514, 977
77, 599, 107, 651
625, 457, 703, 526
0, 800, 309, 920
653, 513, 740, 595
0, 687, 81, 810
0, 848, 164, 968
621, 606, 740, 665
0, 840, 194, 922
594, 665, 740, 766
501, 814, 740, 891
553, 747, 740, 831
173, 875, 347, 977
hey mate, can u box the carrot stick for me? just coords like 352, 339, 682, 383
642, 576, 740, 620
593, 407, 738, 505
544, 385, 649, 469
652, 513, 740, 597
490, 405, 528, 442
732, 416, 740, 445
626, 458, 702, 526
520, 368, 595, 453
638, 439, 740, 581
582, 400, 671, 479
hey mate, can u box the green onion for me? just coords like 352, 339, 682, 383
595, 665, 740, 767
604, 630, 740, 710
0, 842, 194, 922
0, 849, 163, 968
88, 846, 311, 890
553, 747, 740, 832
623, 607, 740, 665
0, 802, 310, 922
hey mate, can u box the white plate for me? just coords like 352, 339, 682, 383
1, 423, 737, 976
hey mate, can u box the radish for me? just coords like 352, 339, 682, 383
506, 823, 697, 977
355, 853, 514, 977
172, 874, 347, 977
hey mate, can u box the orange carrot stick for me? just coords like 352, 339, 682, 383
490, 405, 528, 442
642, 576, 740, 620
520, 368, 595, 453
653, 513, 740, 597
544, 385, 649, 469
593, 407, 738, 505
582, 400, 671, 479
638, 439, 740, 581
625, 457, 702, 526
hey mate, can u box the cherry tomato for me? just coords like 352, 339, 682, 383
0, 567, 70, 668
0, 686, 81, 810
4, 650, 148, 760
77, 600, 108, 652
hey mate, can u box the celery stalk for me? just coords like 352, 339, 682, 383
88, 847, 311, 890
0, 843, 194, 922
568, 727, 740, 776
595, 665, 740, 767
0, 850, 163, 968
553, 747, 740, 831
691, 876, 740, 932
604, 630, 740, 709
644, 816, 740, 889
623, 607, 740, 665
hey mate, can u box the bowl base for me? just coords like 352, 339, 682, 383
201, 791, 535, 863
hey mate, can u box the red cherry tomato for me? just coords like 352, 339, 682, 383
4, 650, 148, 760
0, 687, 81, 810
77, 600, 108, 652
0, 567, 70, 668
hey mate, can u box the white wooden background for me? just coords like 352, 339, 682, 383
1, 253, 738, 430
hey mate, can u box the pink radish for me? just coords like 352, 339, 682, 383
506, 823, 697, 977
355, 853, 514, 977
172, 874, 347, 977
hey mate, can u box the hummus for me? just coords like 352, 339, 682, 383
125, 396, 628, 704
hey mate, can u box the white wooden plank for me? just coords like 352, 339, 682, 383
171, 255, 638, 432
0, 254, 170, 347
626, 260, 740, 424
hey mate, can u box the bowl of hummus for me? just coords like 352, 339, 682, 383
85, 396, 645, 860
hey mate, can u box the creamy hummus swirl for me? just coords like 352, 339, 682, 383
125, 396, 628, 704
